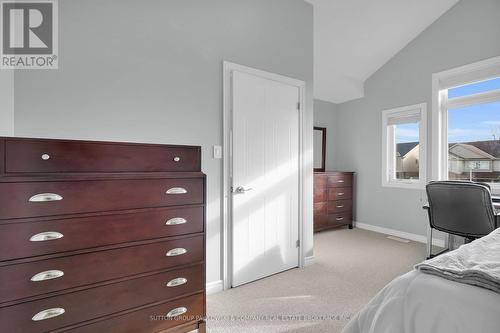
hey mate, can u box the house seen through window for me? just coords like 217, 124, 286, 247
447, 78, 500, 183
395, 123, 420, 180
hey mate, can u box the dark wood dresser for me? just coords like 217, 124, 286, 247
0, 137, 206, 333
314, 171, 354, 232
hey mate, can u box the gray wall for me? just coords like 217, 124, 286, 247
314, 99, 337, 170
13, 0, 313, 285
0, 70, 14, 136
334, 0, 500, 236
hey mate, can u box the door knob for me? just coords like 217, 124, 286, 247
233, 186, 253, 194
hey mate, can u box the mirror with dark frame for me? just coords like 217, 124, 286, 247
314, 127, 326, 172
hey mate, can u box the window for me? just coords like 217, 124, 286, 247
432, 57, 500, 189
448, 77, 500, 99
382, 103, 427, 189
447, 100, 500, 183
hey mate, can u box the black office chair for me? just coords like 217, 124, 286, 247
423, 181, 499, 258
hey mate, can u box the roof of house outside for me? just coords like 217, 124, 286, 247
396, 140, 500, 159
396, 142, 418, 157
449, 143, 496, 159
461, 140, 500, 158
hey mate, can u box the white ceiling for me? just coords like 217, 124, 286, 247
306, 0, 460, 104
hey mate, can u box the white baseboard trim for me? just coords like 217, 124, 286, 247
304, 256, 315, 266
206, 280, 224, 295
355, 222, 445, 248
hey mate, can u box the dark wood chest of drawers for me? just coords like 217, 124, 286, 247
0, 137, 206, 333
314, 171, 354, 232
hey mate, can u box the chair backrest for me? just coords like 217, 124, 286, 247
426, 181, 496, 238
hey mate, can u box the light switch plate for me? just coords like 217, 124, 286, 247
213, 145, 222, 159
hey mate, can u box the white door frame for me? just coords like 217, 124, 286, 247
222, 61, 306, 290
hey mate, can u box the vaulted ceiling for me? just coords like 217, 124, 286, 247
305, 0, 460, 104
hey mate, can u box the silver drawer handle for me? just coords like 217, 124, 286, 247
41, 154, 50, 160
166, 187, 187, 195
338, 192, 345, 196
30, 231, 64, 242
32, 308, 65, 321
336, 205, 345, 208
336, 217, 344, 221
166, 277, 188, 287
166, 248, 187, 257
29, 193, 63, 202
166, 217, 187, 226
31, 270, 64, 282
173, 156, 181, 162
166, 307, 187, 318
337, 180, 345, 183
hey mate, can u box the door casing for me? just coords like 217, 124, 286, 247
222, 61, 306, 290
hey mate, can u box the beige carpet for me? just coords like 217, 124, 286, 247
207, 228, 430, 333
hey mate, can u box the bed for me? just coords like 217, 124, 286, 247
342, 228, 500, 333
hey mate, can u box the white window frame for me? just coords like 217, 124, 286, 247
432, 56, 500, 191
382, 103, 427, 189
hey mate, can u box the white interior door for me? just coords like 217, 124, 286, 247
231, 70, 300, 287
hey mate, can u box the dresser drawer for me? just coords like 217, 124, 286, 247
314, 214, 328, 230
61, 293, 204, 333
328, 187, 352, 201
327, 174, 353, 188
314, 173, 327, 187
0, 265, 204, 333
327, 200, 352, 213
4, 138, 201, 173
0, 235, 203, 303
314, 202, 327, 216
0, 178, 204, 220
0, 206, 204, 261
314, 188, 327, 202
326, 212, 352, 226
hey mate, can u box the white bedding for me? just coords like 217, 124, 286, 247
415, 228, 500, 293
342, 270, 500, 333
